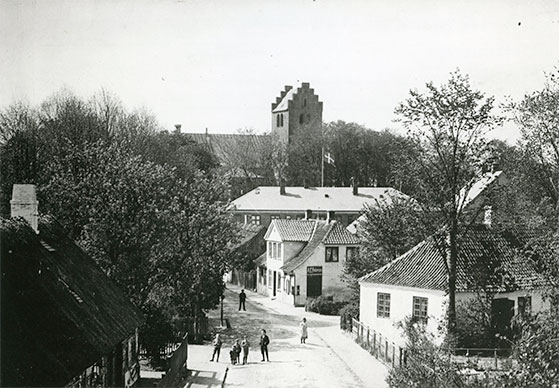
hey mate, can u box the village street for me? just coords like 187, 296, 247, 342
193, 284, 389, 388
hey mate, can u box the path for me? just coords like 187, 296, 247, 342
204, 284, 388, 388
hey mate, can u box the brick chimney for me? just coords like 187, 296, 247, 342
11, 184, 39, 233
305, 209, 312, 219
327, 210, 335, 223
280, 179, 286, 195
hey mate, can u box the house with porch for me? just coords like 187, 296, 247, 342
1, 185, 145, 388
257, 216, 360, 305
358, 225, 550, 347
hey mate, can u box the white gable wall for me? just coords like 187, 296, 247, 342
360, 282, 447, 347
456, 289, 549, 314
292, 245, 355, 306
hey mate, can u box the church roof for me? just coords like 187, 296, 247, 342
272, 88, 295, 113
185, 133, 269, 163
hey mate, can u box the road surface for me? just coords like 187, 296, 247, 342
208, 287, 388, 388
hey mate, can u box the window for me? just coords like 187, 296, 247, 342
271, 215, 281, 220
412, 297, 428, 324
518, 296, 532, 316
346, 247, 358, 261
299, 114, 304, 124
277, 273, 281, 290
280, 114, 284, 127
325, 247, 339, 262
268, 270, 272, 288
377, 293, 390, 318
303, 98, 307, 107
276, 114, 281, 127
296, 285, 300, 295
248, 214, 261, 225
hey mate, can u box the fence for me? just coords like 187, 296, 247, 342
350, 318, 406, 368
345, 318, 513, 371
173, 316, 209, 344
230, 269, 257, 291
158, 334, 189, 388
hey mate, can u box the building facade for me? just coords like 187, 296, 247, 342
271, 82, 323, 144
258, 219, 360, 306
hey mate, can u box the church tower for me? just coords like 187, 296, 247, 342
271, 82, 323, 143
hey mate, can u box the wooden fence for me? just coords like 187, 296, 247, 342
345, 318, 513, 371
158, 334, 189, 388
350, 318, 406, 368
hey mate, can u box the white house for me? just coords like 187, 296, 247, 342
359, 225, 550, 347
257, 218, 360, 306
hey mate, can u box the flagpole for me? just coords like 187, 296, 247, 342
321, 146, 324, 187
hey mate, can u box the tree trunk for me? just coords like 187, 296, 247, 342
447, 223, 458, 346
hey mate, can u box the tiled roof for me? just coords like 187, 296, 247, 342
1, 216, 144, 387
360, 225, 549, 293
272, 88, 295, 112
265, 219, 316, 242
323, 222, 360, 245
186, 133, 269, 162
281, 222, 330, 273
232, 186, 408, 213
460, 170, 507, 209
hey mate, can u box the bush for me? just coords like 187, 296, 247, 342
339, 303, 359, 331
305, 296, 346, 315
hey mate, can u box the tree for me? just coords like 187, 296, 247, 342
394, 70, 503, 341
506, 68, 559, 218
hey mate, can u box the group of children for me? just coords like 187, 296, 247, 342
210, 329, 271, 365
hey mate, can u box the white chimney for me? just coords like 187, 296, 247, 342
483, 205, 493, 228
11, 184, 39, 233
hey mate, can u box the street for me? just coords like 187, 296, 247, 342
203, 285, 388, 388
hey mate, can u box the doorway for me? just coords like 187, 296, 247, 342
306, 266, 322, 298
273, 271, 277, 297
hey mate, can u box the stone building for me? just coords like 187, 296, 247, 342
271, 82, 323, 144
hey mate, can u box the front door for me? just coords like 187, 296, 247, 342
306, 266, 322, 298
491, 298, 515, 342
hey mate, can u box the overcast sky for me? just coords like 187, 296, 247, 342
1, 0, 558, 142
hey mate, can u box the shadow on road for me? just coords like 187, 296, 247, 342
184, 370, 221, 388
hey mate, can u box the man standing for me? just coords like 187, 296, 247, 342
259, 329, 270, 362
241, 336, 250, 365
210, 333, 222, 362
239, 289, 247, 311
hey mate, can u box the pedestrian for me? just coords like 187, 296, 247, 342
230, 339, 241, 365
300, 317, 308, 344
241, 336, 250, 365
259, 329, 270, 362
210, 333, 222, 362
239, 289, 247, 311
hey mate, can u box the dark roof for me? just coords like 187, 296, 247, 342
278, 221, 359, 273
265, 219, 316, 242
360, 225, 549, 293
234, 222, 266, 249
323, 222, 361, 245
254, 252, 267, 266
185, 133, 269, 162
281, 222, 331, 273
1, 216, 145, 387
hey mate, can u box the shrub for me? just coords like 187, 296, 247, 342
339, 303, 359, 331
305, 296, 346, 315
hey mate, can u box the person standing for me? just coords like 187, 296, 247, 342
241, 336, 250, 365
239, 289, 247, 311
230, 339, 241, 365
210, 333, 222, 362
300, 317, 308, 344
259, 329, 270, 362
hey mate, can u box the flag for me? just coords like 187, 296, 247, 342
324, 151, 335, 166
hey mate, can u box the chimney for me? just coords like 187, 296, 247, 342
279, 179, 286, 195
174, 124, 182, 133
351, 177, 358, 196
11, 184, 39, 233
491, 161, 501, 174
484, 205, 493, 228
303, 179, 309, 189
327, 210, 335, 223
305, 209, 312, 220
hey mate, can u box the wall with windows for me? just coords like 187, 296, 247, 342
359, 283, 447, 346
456, 290, 549, 316
234, 211, 358, 228
291, 244, 357, 306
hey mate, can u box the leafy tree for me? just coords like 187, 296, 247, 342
286, 123, 323, 186
394, 70, 503, 341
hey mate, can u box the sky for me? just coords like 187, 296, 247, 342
1, 0, 559, 143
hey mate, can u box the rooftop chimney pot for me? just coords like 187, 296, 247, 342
305, 209, 312, 220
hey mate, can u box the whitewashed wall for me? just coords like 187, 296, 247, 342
359, 283, 447, 346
